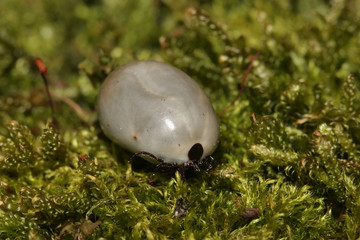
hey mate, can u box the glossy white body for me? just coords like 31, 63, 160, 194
97, 60, 219, 165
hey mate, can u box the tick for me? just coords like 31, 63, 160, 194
97, 60, 219, 174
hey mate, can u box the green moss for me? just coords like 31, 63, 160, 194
1, 0, 360, 239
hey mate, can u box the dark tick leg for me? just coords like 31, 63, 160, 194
130, 151, 162, 165
178, 165, 188, 184
185, 161, 200, 172
204, 155, 215, 172
154, 162, 177, 173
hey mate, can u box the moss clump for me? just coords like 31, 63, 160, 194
1, 0, 360, 239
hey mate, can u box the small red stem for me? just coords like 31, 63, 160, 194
325, 202, 332, 215
218, 51, 260, 118
338, 207, 345, 225
34, 58, 59, 129
235, 200, 241, 210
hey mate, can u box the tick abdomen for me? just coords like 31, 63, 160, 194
98, 60, 219, 165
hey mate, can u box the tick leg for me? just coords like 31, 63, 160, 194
184, 161, 200, 172
129, 151, 162, 165
154, 161, 177, 172
178, 165, 188, 184
192, 162, 201, 172
204, 155, 215, 172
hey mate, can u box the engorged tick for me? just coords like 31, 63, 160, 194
97, 60, 219, 174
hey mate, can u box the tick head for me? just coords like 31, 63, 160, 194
188, 143, 204, 162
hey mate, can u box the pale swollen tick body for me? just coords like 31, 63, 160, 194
97, 60, 219, 175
